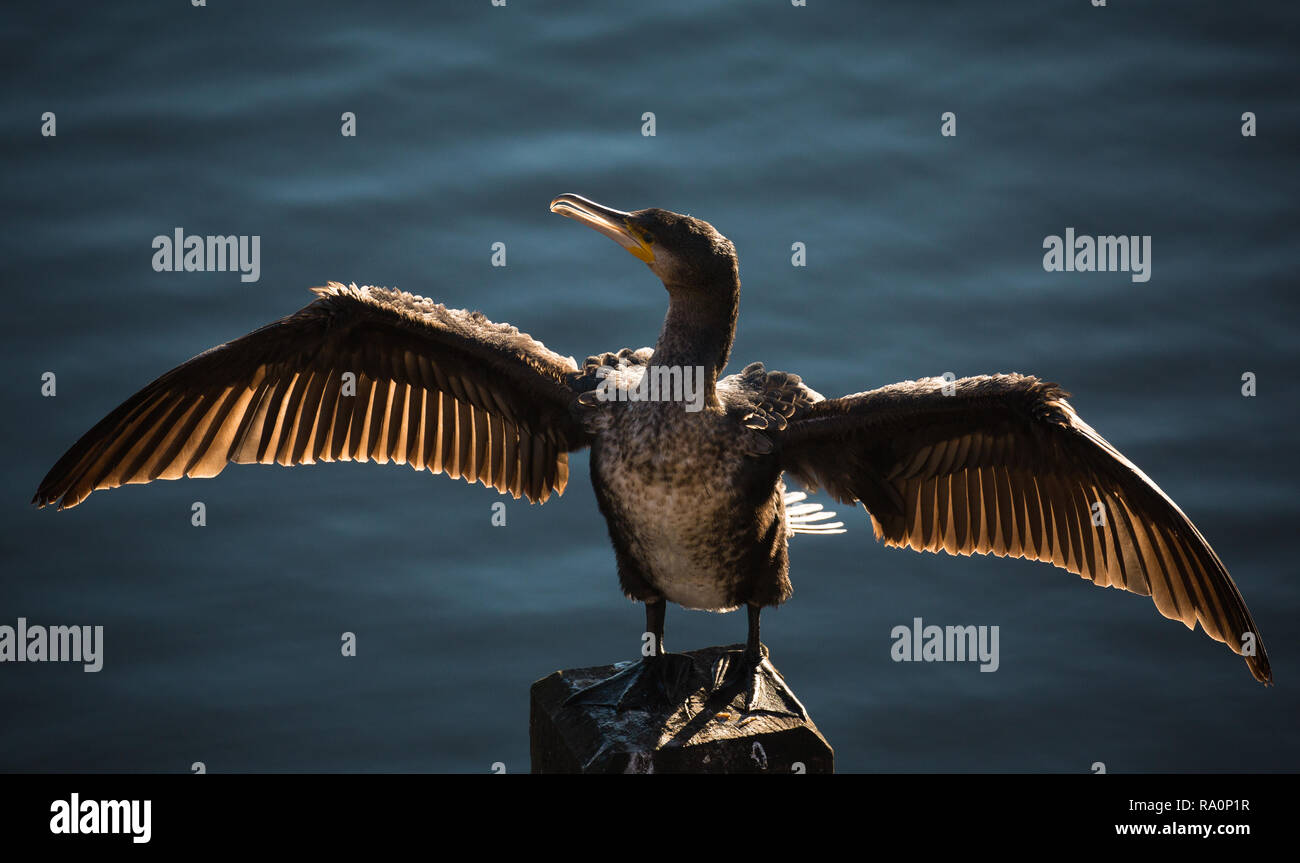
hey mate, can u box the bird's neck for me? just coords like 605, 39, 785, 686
650, 280, 739, 408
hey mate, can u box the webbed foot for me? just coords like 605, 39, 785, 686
562, 652, 697, 712
711, 643, 808, 720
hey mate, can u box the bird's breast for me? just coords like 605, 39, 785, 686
590, 404, 778, 611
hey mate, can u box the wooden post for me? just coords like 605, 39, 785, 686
530, 643, 834, 773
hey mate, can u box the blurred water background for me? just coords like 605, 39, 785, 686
2, 0, 1297, 772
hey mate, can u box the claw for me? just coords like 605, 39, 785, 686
712, 644, 808, 720
562, 653, 696, 712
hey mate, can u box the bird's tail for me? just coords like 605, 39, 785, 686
784, 491, 846, 536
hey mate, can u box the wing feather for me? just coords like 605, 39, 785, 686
781, 373, 1271, 683
34, 282, 590, 508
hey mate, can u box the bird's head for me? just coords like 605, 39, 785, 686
550, 194, 738, 294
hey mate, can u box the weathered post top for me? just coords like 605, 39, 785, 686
530, 644, 834, 774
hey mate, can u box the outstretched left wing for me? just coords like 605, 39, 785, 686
779, 373, 1271, 683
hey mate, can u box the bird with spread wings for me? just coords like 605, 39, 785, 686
34, 195, 1271, 705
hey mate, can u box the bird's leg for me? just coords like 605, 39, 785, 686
562, 598, 695, 712
713, 603, 808, 720
744, 603, 765, 665
646, 598, 666, 659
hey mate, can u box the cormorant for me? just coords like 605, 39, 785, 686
32, 194, 1272, 712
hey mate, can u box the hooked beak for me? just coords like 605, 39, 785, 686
549, 194, 655, 264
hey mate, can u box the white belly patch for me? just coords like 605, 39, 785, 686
610, 463, 740, 612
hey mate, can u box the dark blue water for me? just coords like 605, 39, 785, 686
3, 1, 1297, 772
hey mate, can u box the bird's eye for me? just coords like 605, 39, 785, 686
641, 232, 654, 245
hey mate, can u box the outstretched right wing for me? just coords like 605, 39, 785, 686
34, 282, 590, 508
